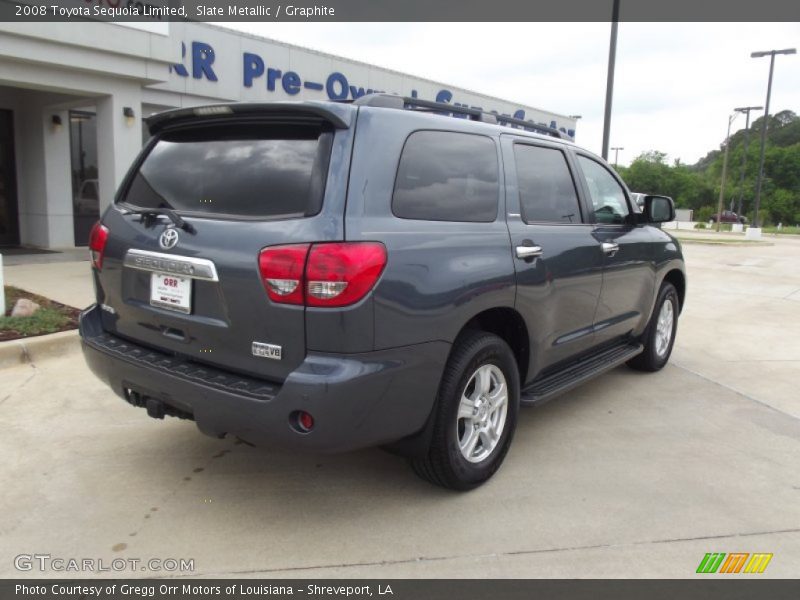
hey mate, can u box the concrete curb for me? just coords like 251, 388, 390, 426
0, 329, 80, 369
677, 239, 774, 247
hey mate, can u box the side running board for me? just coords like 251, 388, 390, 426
520, 343, 644, 406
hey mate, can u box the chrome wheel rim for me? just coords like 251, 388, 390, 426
457, 364, 508, 464
655, 299, 674, 358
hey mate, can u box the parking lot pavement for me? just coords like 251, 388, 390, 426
1, 237, 799, 579
671, 234, 800, 419
3, 259, 94, 310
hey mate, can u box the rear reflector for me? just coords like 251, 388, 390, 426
88, 222, 109, 270
289, 410, 315, 433
258, 242, 386, 307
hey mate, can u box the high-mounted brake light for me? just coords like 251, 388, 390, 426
88, 222, 109, 270
258, 242, 387, 307
193, 106, 233, 116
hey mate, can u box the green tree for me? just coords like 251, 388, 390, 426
616, 109, 800, 226
620, 151, 714, 211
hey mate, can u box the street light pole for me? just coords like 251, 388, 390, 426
733, 105, 762, 219
750, 48, 796, 230
601, 0, 620, 160
715, 112, 738, 232
611, 146, 624, 168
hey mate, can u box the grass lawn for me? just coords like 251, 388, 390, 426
762, 225, 800, 235
694, 223, 800, 235
1, 286, 80, 341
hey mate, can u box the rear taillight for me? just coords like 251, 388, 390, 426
258, 244, 310, 305
306, 243, 387, 307
88, 222, 109, 270
258, 242, 387, 308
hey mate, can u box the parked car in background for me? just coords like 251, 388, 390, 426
710, 210, 747, 224
74, 178, 99, 216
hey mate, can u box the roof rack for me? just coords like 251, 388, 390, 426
353, 93, 568, 140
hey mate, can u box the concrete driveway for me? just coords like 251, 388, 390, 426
1, 236, 799, 578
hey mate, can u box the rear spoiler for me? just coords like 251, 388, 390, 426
145, 102, 353, 135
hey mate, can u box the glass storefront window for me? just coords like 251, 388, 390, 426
0, 109, 20, 246
69, 110, 98, 246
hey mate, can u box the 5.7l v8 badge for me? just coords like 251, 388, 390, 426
252, 341, 282, 360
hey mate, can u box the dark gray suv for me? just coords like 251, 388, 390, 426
80, 94, 685, 490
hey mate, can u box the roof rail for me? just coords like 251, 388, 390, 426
353, 93, 567, 140
493, 114, 567, 139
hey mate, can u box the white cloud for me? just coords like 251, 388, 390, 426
216, 21, 800, 166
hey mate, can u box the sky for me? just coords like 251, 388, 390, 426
213, 22, 800, 167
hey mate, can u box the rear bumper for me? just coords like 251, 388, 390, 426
79, 305, 449, 453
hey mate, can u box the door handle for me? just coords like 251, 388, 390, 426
516, 245, 543, 259
601, 242, 619, 255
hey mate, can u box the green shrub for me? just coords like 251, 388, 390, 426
695, 206, 715, 223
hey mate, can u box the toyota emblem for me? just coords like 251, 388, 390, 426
159, 227, 179, 249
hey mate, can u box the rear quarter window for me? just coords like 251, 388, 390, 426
120, 124, 333, 219
392, 131, 499, 222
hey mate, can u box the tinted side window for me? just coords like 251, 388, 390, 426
577, 155, 630, 224
514, 144, 582, 224
393, 131, 499, 222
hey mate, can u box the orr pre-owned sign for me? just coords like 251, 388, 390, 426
169, 38, 577, 138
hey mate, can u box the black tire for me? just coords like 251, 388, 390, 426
411, 331, 520, 491
627, 282, 679, 372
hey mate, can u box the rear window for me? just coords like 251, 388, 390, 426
120, 124, 333, 218
392, 131, 499, 222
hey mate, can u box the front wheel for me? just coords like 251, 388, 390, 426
411, 331, 520, 491
628, 282, 679, 372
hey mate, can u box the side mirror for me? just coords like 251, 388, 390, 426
644, 195, 675, 223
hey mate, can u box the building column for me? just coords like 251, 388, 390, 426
16, 95, 73, 248
41, 107, 74, 247
15, 98, 48, 248
96, 84, 142, 214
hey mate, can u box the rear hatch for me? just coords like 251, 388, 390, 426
92, 103, 354, 382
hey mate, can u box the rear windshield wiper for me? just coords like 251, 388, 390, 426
121, 206, 196, 234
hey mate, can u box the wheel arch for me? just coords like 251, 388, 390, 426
662, 268, 686, 313
457, 306, 530, 386
383, 305, 529, 459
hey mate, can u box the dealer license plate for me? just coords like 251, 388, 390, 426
150, 272, 192, 313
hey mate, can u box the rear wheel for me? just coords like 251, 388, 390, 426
411, 331, 520, 491
628, 282, 679, 372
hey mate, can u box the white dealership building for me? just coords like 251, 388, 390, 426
0, 20, 576, 248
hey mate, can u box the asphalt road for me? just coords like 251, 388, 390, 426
2, 236, 799, 578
